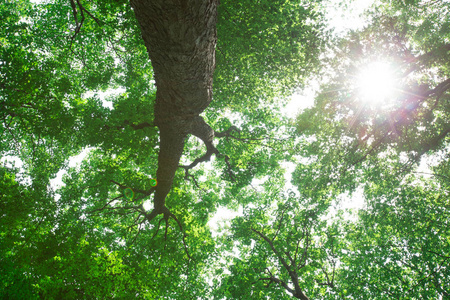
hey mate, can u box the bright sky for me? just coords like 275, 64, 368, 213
283, 0, 377, 117
326, 0, 376, 34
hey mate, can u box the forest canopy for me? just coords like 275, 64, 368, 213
1, 0, 449, 299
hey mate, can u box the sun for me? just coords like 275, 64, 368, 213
356, 61, 397, 104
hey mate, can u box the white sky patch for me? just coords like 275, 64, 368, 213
324, 0, 377, 35
222, 109, 245, 128
250, 176, 268, 193
413, 148, 448, 181
339, 187, 365, 210
208, 206, 243, 237
1, 155, 24, 169
83, 88, 126, 109
142, 200, 153, 211
324, 188, 365, 224
69, 147, 94, 168
50, 147, 94, 191
1, 156, 32, 186
281, 160, 297, 188
282, 83, 319, 117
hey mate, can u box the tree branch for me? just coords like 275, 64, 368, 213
251, 228, 291, 272
167, 211, 192, 260
124, 120, 155, 130
297, 233, 310, 270
87, 194, 123, 214
128, 218, 143, 247
259, 276, 296, 296
179, 145, 218, 171
214, 126, 240, 138
76, 0, 101, 26
272, 205, 290, 242
69, 0, 85, 40
150, 216, 165, 241
69, 0, 79, 29
404, 44, 450, 76
110, 179, 156, 197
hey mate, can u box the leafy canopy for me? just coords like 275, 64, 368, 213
1, 0, 449, 299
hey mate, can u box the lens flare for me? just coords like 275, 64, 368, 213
150, 179, 158, 187
123, 188, 134, 200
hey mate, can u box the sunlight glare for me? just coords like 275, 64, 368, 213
357, 61, 396, 104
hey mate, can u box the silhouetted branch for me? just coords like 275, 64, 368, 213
272, 205, 290, 242
150, 217, 165, 241
259, 276, 296, 295
252, 228, 291, 272
124, 120, 155, 130
168, 211, 192, 260
128, 222, 142, 246
214, 126, 240, 138
87, 195, 123, 214
110, 179, 156, 196
179, 145, 219, 171
404, 44, 450, 76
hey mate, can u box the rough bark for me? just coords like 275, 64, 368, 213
129, 0, 219, 219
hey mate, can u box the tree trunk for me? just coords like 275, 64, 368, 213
130, 0, 218, 215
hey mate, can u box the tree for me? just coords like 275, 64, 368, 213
291, 0, 450, 298
2, 0, 448, 298
212, 1, 449, 299
1, 0, 325, 298
129, 0, 219, 223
